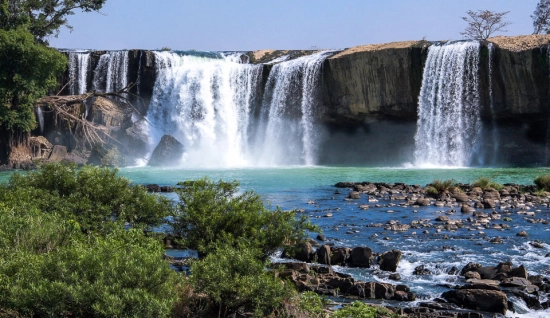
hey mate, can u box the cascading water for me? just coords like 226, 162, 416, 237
257, 51, 334, 166
146, 50, 334, 167
68, 51, 91, 95
92, 51, 129, 93
414, 41, 481, 167
146, 51, 263, 167
36, 107, 44, 134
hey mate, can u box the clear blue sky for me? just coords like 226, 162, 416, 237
50, 0, 541, 51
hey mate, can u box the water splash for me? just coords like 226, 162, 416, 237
414, 41, 481, 167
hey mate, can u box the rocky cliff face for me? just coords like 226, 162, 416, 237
16, 36, 550, 168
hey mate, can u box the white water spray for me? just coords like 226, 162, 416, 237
414, 41, 481, 167
258, 51, 334, 166
146, 52, 263, 167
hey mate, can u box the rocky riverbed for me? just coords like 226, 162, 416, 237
275, 181, 550, 317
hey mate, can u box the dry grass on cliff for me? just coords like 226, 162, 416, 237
489, 34, 550, 51
330, 40, 421, 59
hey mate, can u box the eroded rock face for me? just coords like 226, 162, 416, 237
148, 135, 184, 167
379, 250, 402, 272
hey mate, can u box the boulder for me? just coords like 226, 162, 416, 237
331, 247, 350, 265
379, 249, 402, 272
442, 289, 508, 314
350, 246, 373, 267
48, 145, 67, 162
316, 245, 331, 265
148, 135, 184, 166
348, 191, 360, 199
452, 192, 470, 202
461, 262, 482, 276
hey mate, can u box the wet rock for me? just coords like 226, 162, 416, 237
435, 215, 449, 222
316, 245, 331, 265
350, 246, 373, 268
510, 265, 528, 279
148, 134, 184, 166
413, 265, 432, 276
146, 184, 161, 192
415, 198, 431, 206
452, 192, 470, 202
389, 273, 401, 281
482, 198, 496, 209
348, 191, 360, 199
379, 249, 402, 272
316, 234, 326, 241
460, 279, 501, 291
464, 271, 481, 280
516, 230, 528, 237
477, 266, 498, 280
331, 247, 350, 265
530, 241, 544, 248
461, 204, 475, 213
461, 262, 482, 276
442, 289, 508, 314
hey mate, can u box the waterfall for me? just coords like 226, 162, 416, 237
146, 51, 263, 167
257, 51, 334, 166
36, 107, 44, 134
92, 51, 129, 93
414, 41, 481, 167
68, 51, 91, 95
146, 50, 333, 167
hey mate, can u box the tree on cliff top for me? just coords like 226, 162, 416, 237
532, 0, 550, 34
0, 0, 106, 44
461, 9, 511, 40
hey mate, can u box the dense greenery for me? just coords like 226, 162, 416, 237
1, 162, 172, 233
0, 163, 180, 317
0, 27, 66, 133
172, 178, 318, 258
331, 301, 396, 318
188, 243, 297, 317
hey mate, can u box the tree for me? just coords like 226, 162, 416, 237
0, 0, 106, 44
172, 178, 318, 258
461, 9, 511, 40
532, 0, 550, 34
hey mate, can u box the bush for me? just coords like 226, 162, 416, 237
298, 291, 328, 318
0, 207, 180, 317
431, 179, 455, 193
332, 301, 395, 318
534, 174, 550, 191
473, 177, 502, 191
188, 243, 296, 317
172, 178, 318, 258
3, 162, 172, 233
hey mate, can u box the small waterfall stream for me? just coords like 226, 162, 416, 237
68, 51, 91, 95
414, 41, 481, 167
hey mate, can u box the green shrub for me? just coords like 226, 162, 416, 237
189, 243, 296, 317
298, 291, 328, 317
473, 177, 503, 191
172, 178, 318, 258
0, 211, 180, 317
534, 174, 550, 191
3, 162, 172, 233
431, 179, 455, 193
425, 186, 438, 197
332, 301, 394, 318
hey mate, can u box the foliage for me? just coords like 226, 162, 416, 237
473, 177, 503, 191
532, 0, 550, 34
460, 9, 511, 40
332, 301, 395, 318
0, 0, 106, 44
0, 214, 180, 317
172, 178, 318, 258
1, 162, 172, 233
534, 174, 550, 191
425, 186, 438, 197
431, 179, 455, 193
189, 243, 296, 317
0, 27, 67, 133
298, 291, 329, 318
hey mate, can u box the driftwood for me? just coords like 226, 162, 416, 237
35, 83, 143, 149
